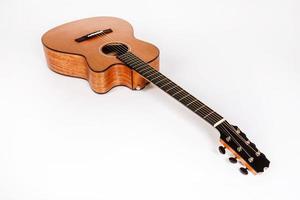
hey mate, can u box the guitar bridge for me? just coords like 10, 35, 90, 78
75, 28, 113, 42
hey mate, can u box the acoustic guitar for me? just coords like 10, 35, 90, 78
42, 17, 270, 175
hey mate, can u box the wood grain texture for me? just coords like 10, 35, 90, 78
43, 46, 159, 93
42, 17, 160, 93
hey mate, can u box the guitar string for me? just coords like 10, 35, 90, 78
217, 124, 252, 158
119, 55, 225, 126
95, 34, 256, 159
118, 52, 258, 156
96, 33, 224, 122
222, 121, 259, 153
94, 33, 256, 157
122, 53, 260, 155
96, 33, 218, 118
113, 50, 226, 124
94, 33, 254, 153
96, 33, 260, 154
132, 58, 261, 155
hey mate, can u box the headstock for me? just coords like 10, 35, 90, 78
216, 121, 270, 175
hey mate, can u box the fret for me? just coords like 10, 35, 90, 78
130, 58, 147, 68
128, 59, 141, 66
178, 94, 190, 101
117, 53, 128, 60
133, 62, 147, 70
156, 79, 171, 88
171, 89, 184, 96
134, 63, 148, 70
180, 97, 197, 106
150, 74, 164, 81
147, 72, 161, 79
197, 107, 214, 118
203, 111, 214, 119
155, 77, 168, 84
194, 104, 206, 112
186, 99, 197, 106
165, 85, 178, 92
144, 70, 158, 77
139, 66, 152, 73
120, 54, 137, 63
117, 51, 224, 127
160, 81, 174, 89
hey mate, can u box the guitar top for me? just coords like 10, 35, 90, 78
42, 16, 270, 175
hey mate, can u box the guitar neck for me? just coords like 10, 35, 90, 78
118, 51, 225, 127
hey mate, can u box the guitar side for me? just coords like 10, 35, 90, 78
43, 46, 159, 93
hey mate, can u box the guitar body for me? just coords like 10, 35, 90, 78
42, 17, 159, 93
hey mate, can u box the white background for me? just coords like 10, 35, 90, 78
0, 0, 299, 199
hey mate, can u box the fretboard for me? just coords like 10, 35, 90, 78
117, 51, 224, 127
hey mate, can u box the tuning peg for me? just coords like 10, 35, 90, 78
239, 167, 248, 175
218, 146, 226, 154
229, 157, 237, 163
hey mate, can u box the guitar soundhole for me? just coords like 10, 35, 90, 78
101, 43, 129, 56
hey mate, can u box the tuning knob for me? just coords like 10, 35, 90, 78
218, 146, 226, 154
239, 167, 248, 175
229, 157, 237, 163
